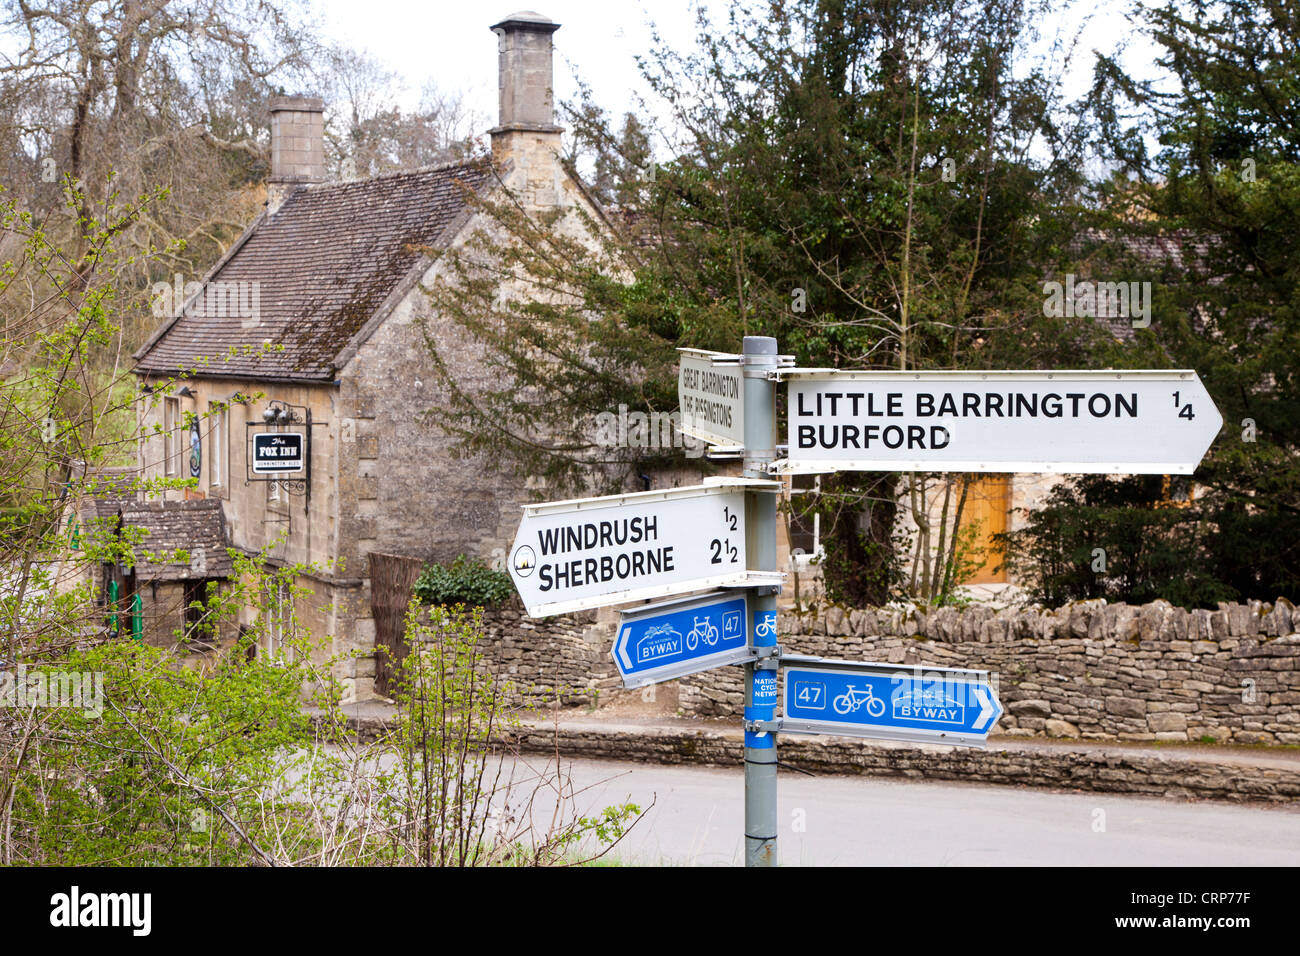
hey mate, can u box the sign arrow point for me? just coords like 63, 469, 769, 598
972, 686, 996, 731
615, 625, 632, 670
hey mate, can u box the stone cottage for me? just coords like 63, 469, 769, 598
131, 12, 608, 699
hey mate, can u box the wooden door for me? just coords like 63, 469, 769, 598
964, 475, 1011, 584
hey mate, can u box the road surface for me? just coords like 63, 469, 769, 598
537, 757, 1300, 866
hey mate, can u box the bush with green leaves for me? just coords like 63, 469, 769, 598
411, 554, 514, 608
997, 475, 1238, 610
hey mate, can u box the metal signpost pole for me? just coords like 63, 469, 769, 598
742, 335, 779, 867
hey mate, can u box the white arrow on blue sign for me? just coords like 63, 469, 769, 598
780, 659, 1002, 747
613, 591, 752, 688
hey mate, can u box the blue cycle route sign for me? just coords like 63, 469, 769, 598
614, 591, 751, 688
782, 660, 1002, 747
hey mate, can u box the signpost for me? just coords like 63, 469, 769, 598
783, 369, 1222, 475
507, 478, 781, 617
780, 658, 1002, 747
505, 335, 1225, 867
677, 348, 746, 450
613, 590, 751, 687
251, 432, 305, 474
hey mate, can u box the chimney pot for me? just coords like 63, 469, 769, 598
490, 12, 562, 133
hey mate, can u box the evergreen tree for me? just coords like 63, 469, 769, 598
426, 0, 1104, 604
1043, 0, 1300, 604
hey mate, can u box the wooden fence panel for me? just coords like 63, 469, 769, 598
368, 551, 426, 697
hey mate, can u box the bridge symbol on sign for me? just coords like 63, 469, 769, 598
894, 682, 964, 724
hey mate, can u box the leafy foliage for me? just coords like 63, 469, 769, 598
1068, 0, 1300, 603
998, 476, 1237, 609
7, 595, 330, 865
411, 555, 514, 609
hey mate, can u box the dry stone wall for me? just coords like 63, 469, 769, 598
680, 599, 1300, 745
408, 601, 619, 707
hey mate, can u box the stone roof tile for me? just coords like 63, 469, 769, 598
134, 160, 493, 382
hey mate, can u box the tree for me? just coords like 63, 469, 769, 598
1058, 0, 1300, 603
425, 0, 1109, 605
320, 48, 480, 179
0, 0, 325, 346
998, 475, 1237, 608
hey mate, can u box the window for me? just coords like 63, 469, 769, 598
788, 474, 823, 568
260, 576, 294, 658
163, 398, 180, 475
183, 579, 210, 644
209, 403, 228, 494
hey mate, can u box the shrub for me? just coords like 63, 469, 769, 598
996, 475, 1238, 610
411, 554, 514, 608
365, 603, 641, 866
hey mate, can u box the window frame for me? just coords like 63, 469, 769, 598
209, 402, 228, 495
163, 397, 180, 476
787, 474, 824, 569
260, 576, 294, 658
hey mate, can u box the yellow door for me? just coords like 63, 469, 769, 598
964, 475, 1010, 584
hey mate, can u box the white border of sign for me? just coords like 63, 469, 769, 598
779, 656, 1001, 749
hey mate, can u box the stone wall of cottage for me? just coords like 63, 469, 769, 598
680, 598, 1300, 745
405, 601, 620, 707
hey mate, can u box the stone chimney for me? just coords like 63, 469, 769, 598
267, 95, 325, 214
489, 12, 563, 194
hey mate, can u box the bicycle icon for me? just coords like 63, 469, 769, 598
686, 615, 719, 651
754, 613, 777, 640
833, 683, 886, 718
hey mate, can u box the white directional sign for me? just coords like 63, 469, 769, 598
508, 479, 781, 617
783, 369, 1223, 475
678, 349, 745, 450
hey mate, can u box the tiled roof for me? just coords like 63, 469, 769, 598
134, 160, 494, 382
84, 498, 234, 581
1062, 228, 1207, 341
76, 470, 139, 521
